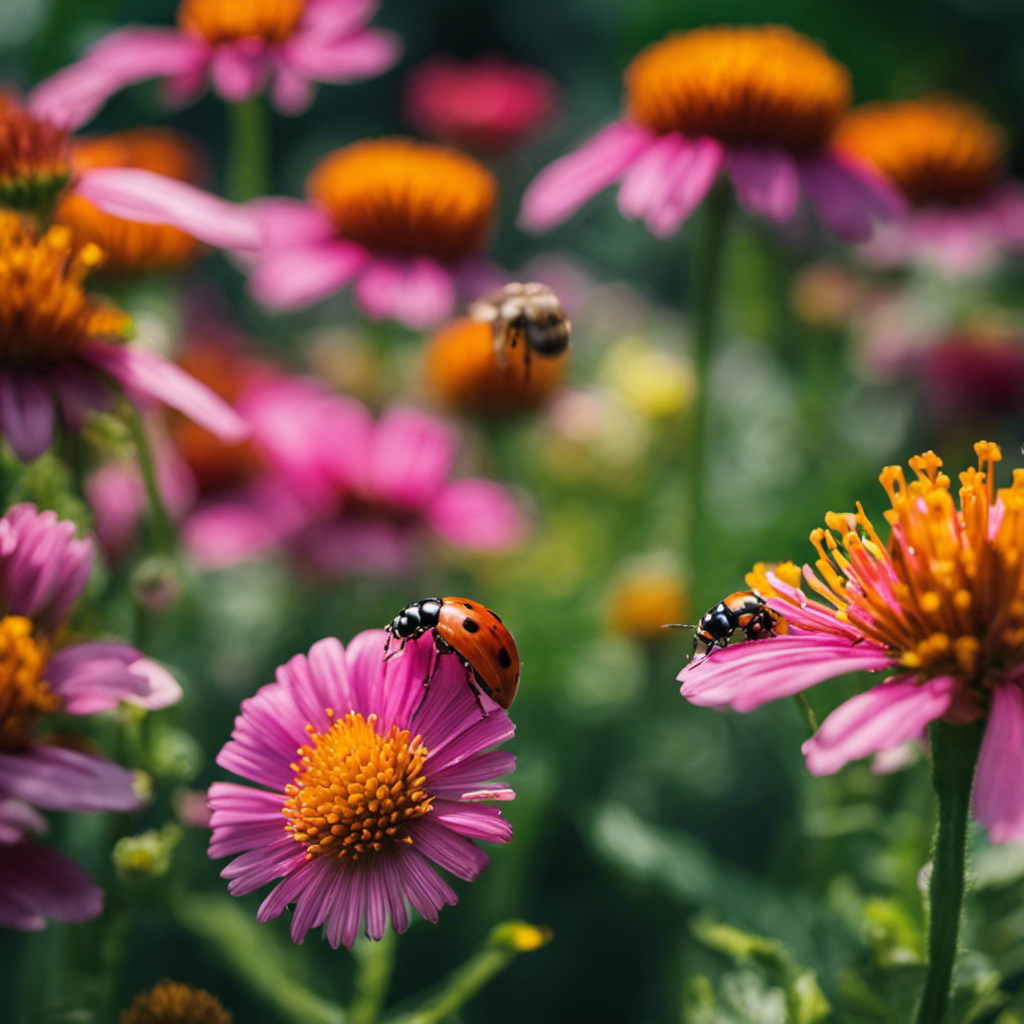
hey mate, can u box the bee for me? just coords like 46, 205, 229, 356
468, 282, 570, 376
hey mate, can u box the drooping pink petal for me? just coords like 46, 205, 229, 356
679, 632, 896, 712
248, 240, 368, 311
644, 136, 723, 237
83, 344, 249, 443
0, 798, 47, 843
0, 842, 103, 929
183, 493, 300, 568
0, 744, 141, 812
268, 62, 316, 115
426, 478, 528, 551
617, 133, 690, 221
0, 372, 56, 462
281, 28, 402, 84
246, 198, 335, 250
974, 681, 1024, 842
519, 121, 658, 232
354, 257, 456, 329
298, 0, 383, 40
209, 41, 270, 103
29, 28, 208, 128
726, 146, 800, 223
74, 167, 263, 250
365, 406, 456, 509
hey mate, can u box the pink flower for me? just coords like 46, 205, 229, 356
403, 54, 558, 154
242, 138, 500, 327
30, 0, 400, 124
679, 442, 1024, 843
519, 25, 902, 241
209, 629, 515, 948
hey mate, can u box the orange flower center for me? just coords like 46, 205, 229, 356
624, 25, 850, 151
0, 95, 73, 214
834, 98, 1005, 206
0, 213, 130, 365
120, 980, 232, 1024
0, 616, 58, 753
606, 565, 689, 642
283, 711, 432, 861
177, 0, 305, 44
308, 139, 497, 262
56, 128, 205, 277
790, 442, 1024, 688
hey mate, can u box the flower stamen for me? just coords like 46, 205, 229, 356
178, 0, 306, 44
0, 616, 56, 752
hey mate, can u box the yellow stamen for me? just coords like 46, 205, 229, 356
624, 25, 850, 151
178, 0, 305, 44
283, 711, 432, 862
0, 616, 57, 752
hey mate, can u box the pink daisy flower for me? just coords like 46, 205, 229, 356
519, 25, 902, 241
403, 54, 558, 155
0, 94, 260, 253
679, 441, 1024, 843
0, 212, 247, 462
834, 96, 1024, 276
242, 138, 500, 327
209, 628, 515, 948
29, 0, 401, 125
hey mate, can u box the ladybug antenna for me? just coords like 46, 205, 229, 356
662, 622, 696, 630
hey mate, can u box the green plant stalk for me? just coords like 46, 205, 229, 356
227, 97, 270, 203
914, 718, 986, 1024
348, 931, 397, 1024
127, 407, 175, 554
688, 183, 731, 587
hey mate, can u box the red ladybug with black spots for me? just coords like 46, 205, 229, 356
384, 597, 520, 713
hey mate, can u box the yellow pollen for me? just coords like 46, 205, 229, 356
120, 980, 232, 1024
283, 711, 432, 862
56, 128, 204, 277
0, 213, 130, 365
0, 616, 57, 752
834, 97, 1005, 206
624, 25, 850, 151
177, 0, 305, 44
308, 139, 497, 262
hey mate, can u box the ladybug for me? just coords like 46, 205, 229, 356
689, 590, 787, 661
384, 597, 520, 713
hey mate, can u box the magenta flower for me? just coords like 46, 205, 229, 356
519, 25, 902, 242
209, 629, 515, 948
241, 138, 499, 327
30, 0, 400, 125
403, 54, 558, 155
679, 442, 1024, 843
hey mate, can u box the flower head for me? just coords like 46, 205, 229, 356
245, 139, 500, 326
834, 97, 1024, 274
120, 980, 232, 1024
31, 0, 400, 123
520, 24, 902, 241
679, 442, 1024, 842
0, 93, 72, 214
209, 630, 514, 948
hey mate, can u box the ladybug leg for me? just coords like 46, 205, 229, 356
383, 635, 408, 663
464, 666, 488, 717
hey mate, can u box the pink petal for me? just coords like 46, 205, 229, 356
726, 146, 800, 223
210, 42, 270, 103
680, 633, 896, 712
183, 495, 296, 568
644, 137, 723, 237
0, 372, 55, 462
0, 744, 141, 812
299, 0, 382, 40
0, 798, 47, 843
268, 63, 316, 115
29, 28, 208, 128
974, 682, 1024, 842
248, 240, 367, 311
245, 197, 335, 252
365, 406, 456, 508
0, 842, 103, 929
281, 28, 401, 83
83, 344, 249, 443
74, 167, 263, 250
519, 121, 658, 232
354, 257, 456, 329
802, 675, 955, 776
616, 133, 688, 221
426, 478, 528, 551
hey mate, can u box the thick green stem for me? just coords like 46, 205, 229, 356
914, 718, 985, 1024
688, 183, 731, 586
127, 409, 175, 554
226, 97, 270, 203
348, 931, 397, 1024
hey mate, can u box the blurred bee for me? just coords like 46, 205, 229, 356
468, 282, 570, 377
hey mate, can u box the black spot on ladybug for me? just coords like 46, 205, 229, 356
491, 612, 503, 623
497, 647, 512, 668
462, 618, 480, 633
463, 602, 474, 609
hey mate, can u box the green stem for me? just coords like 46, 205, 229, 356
126, 409, 175, 554
226, 97, 270, 203
914, 718, 985, 1024
348, 932, 397, 1024
688, 183, 731, 589
793, 693, 818, 737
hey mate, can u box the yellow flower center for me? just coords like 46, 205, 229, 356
624, 25, 850, 151
120, 980, 232, 1024
799, 441, 1024, 685
56, 129, 204, 277
177, 0, 305, 44
834, 98, 1005, 206
0, 213, 130, 365
0, 616, 57, 752
308, 139, 498, 262
0, 94, 73, 214
283, 711, 433, 861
